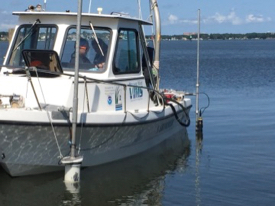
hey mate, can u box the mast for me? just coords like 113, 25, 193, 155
150, 0, 161, 90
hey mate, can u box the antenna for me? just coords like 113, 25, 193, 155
44, 0, 47, 10
88, 0, 92, 13
137, 0, 142, 19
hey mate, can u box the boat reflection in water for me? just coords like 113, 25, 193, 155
0, 130, 190, 206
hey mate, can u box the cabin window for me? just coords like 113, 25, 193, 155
8, 25, 57, 67
61, 27, 110, 72
113, 29, 140, 74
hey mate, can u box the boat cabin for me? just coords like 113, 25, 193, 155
0, 10, 157, 112
2, 11, 154, 82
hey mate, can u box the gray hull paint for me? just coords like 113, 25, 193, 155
0, 111, 189, 176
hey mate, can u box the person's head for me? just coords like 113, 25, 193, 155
76, 38, 89, 55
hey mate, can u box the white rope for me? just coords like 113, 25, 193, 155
25, 76, 29, 99
34, 69, 63, 158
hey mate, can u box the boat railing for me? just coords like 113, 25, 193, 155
78, 75, 165, 115
23, 66, 166, 115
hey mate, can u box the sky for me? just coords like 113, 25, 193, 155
1, 0, 275, 35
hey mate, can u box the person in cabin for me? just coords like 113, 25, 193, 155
29, 52, 49, 69
70, 38, 91, 65
91, 38, 108, 69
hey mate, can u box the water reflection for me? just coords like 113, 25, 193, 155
195, 138, 203, 206
0, 131, 190, 206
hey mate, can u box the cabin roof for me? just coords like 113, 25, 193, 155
12, 11, 153, 25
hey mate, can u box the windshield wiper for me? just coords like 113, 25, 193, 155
89, 21, 104, 56
12, 19, 41, 52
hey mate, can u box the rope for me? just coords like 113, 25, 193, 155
34, 69, 63, 158
127, 111, 149, 120
78, 80, 87, 155
27, 67, 191, 129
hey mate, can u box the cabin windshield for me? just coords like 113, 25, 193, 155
8, 24, 57, 67
61, 27, 111, 72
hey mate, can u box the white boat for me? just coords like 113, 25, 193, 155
0, 1, 191, 177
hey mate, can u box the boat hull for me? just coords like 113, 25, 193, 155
0, 109, 190, 176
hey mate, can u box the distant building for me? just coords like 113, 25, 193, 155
183, 32, 197, 36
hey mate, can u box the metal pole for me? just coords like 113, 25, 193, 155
196, 9, 200, 121
195, 9, 203, 140
71, 0, 83, 158
61, 0, 83, 184
150, 0, 161, 91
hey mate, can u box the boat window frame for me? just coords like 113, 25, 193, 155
7, 23, 58, 68
113, 28, 141, 75
60, 25, 112, 73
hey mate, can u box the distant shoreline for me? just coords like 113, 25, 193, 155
1, 32, 275, 41
148, 32, 275, 40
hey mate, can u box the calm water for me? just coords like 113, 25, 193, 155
0, 40, 275, 206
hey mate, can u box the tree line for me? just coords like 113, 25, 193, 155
0, 32, 9, 41
159, 32, 275, 40
2, 31, 275, 41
